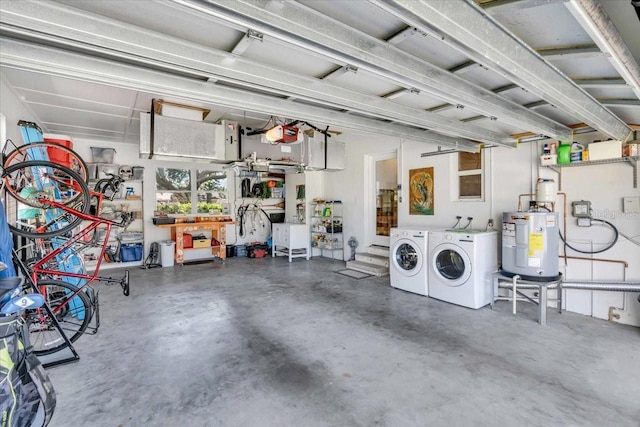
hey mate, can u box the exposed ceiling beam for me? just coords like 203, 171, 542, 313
478, 0, 565, 11
574, 78, 629, 88
321, 65, 358, 81
537, 45, 605, 59
372, 0, 631, 141
0, 39, 481, 152
172, 0, 570, 140
383, 87, 420, 100
230, 29, 263, 55
599, 99, 640, 107
0, 0, 512, 146
427, 83, 519, 113
386, 26, 427, 45
566, 0, 640, 101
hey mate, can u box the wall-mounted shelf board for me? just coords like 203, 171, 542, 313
545, 156, 638, 189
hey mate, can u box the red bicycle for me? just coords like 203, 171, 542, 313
2, 160, 133, 355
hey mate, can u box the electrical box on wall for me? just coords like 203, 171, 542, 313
623, 197, 640, 213
572, 200, 591, 218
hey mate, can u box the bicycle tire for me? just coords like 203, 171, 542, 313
28, 279, 93, 356
3, 141, 89, 183
2, 160, 91, 239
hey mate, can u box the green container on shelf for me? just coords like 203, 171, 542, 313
557, 143, 571, 165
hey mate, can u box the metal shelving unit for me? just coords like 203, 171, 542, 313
546, 156, 638, 189
310, 200, 343, 260
85, 177, 144, 270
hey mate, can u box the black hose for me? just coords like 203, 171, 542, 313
559, 218, 619, 254
237, 204, 272, 238
237, 205, 248, 237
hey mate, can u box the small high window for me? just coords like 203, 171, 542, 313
456, 151, 483, 200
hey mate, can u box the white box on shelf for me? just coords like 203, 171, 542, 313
588, 140, 621, 161
540, 154, 557, 166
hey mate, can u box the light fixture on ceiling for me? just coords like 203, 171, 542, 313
265, 125, 303, 144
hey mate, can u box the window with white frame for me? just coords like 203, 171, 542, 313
457, 151, 483, 200
155, 167, 227, 214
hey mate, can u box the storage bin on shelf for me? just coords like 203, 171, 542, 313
44, 135, 73, 169
119, 231, 143, 242
132, 166, 144, 180
588, 140, 622, 161
120, 243, 143, 262
90, 146, 116, 164
192, 235, 210, 248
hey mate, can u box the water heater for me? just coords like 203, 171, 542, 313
501, 212, 560, 281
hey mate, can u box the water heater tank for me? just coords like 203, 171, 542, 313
501, 212, 561, 281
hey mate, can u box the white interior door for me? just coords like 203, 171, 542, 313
365, 151, 398, 247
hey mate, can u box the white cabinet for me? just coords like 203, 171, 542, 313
271, 223, 310, 262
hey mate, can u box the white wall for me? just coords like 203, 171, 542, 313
323, 130, 639, 326
0, 77, 40, 149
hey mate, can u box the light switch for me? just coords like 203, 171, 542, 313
623, 197, 640, 213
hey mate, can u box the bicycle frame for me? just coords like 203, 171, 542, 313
12, 171, 123, 237
27, 196, 131, 318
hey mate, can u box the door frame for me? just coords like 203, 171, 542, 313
364, 150, 397, 248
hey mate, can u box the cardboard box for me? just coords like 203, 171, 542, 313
153, 99, 210, 121
623, 143, 639, 157
587, 140, 621, 161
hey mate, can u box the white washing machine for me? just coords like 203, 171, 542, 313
427, 229, 498, 309
389, 227, 429, 296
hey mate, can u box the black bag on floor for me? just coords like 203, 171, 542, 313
1, 283, 56, 427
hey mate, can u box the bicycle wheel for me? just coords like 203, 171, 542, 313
2, 160, 91, 239
3, 141, 89, 183
28, 279, 93, 356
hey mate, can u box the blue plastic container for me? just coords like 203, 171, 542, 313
235, 245, 247, 257
121, 244, 143, 262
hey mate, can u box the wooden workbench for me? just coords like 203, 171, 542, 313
157, 220, 235, 265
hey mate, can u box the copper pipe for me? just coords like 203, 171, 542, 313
560, 255, 628, 268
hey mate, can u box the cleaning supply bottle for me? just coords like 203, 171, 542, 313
570, 141, 585, 163
557, 143, 571, 164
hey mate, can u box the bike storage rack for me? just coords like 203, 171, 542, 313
13, 250, 81, 368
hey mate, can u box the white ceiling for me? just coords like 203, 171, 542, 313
1, 0, 638, 151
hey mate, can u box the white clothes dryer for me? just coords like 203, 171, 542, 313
389, 227, 429, 296
427, 230, 498, 309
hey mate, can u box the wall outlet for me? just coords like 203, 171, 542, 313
623, 197, 640, 213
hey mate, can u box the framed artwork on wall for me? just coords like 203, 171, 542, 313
409, 167, 434, 215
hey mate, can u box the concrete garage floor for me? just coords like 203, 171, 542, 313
45, 257, 640, 426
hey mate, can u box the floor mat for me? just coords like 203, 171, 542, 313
335, 269, 373, 279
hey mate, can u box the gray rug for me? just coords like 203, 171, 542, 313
335, 269, 373, 279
